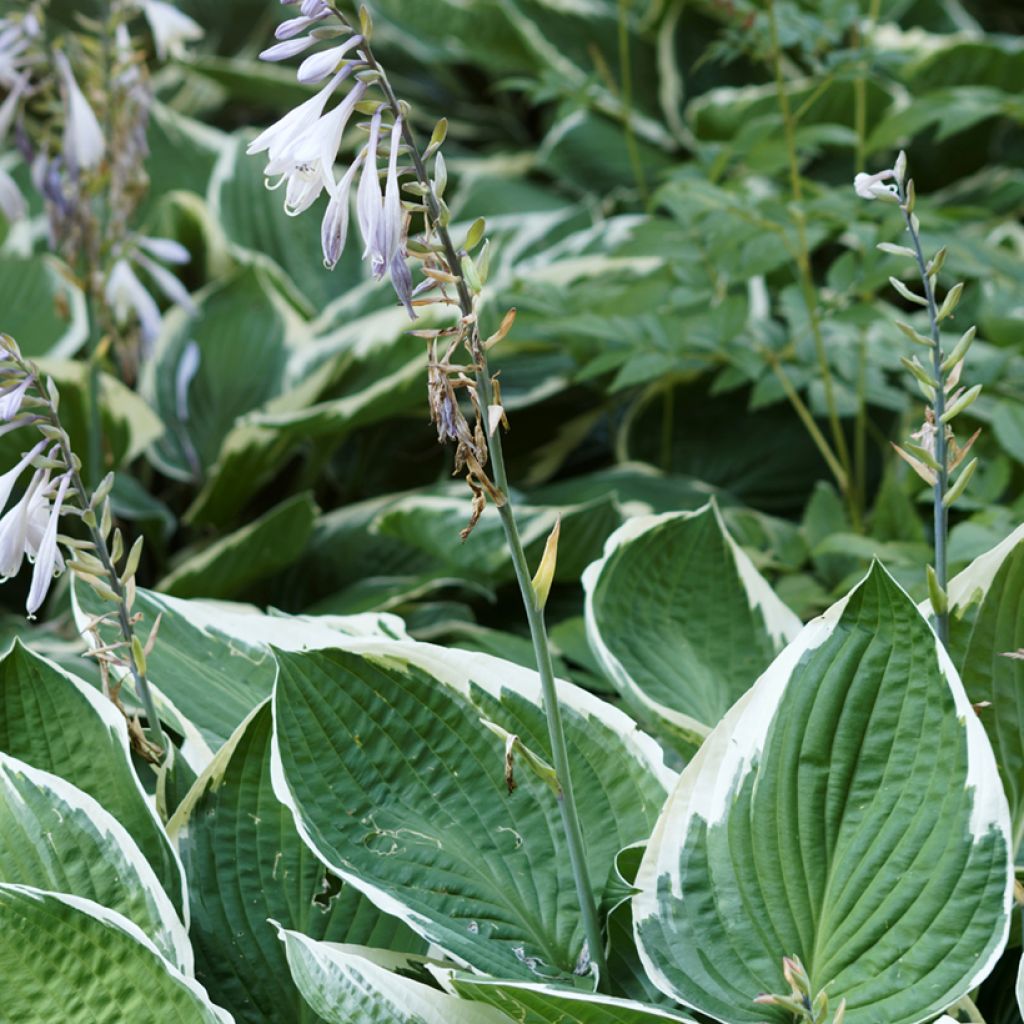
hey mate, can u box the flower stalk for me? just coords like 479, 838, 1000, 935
252, 0, 609, 982
356, 28, 609, 985
856, 154, 981, 648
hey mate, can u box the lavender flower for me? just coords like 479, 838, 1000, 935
26, 471, 71, 617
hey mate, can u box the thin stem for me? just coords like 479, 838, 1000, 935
352, 25, 608, 984
42, 402, 166, 757
765, 0, 859, 529
617, 0, 647, 199
899, 188, 949, 646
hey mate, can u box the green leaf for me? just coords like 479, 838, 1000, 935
143, 265, 308, 481
277, 930, 511, 1024
0, 752, 190, 970
0, 886, 232, 1023
583, 502, 802, 746
169, 702, 422, 1024
634, 564, 1012, 1024
272, 639, 672, 981
0, 641, 185, 915
73, 585, 410, 751
933, 524, 1024, 857
449, 974, 695, 1023
0, 255, 87, 358
210, 133, 363, 311
158, 492, 318, 599
1018, 952, 1023, 1018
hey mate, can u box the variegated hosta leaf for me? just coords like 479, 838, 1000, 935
0, 753, 190, 971
73, 581, 403, 750
448, 974, 696, 1023
635, 564, 1012, 1024
0, 640, 186, 916
0, 885, 233, 1023
583, 502, 802, 748
1018, 952, 1023, 1016
272, 640, 673, 982
169, 701, 423, 1024
277, 929, 510, 1024
927, 523, 1024, 855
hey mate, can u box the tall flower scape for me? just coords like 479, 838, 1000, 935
250, 0, 513, 535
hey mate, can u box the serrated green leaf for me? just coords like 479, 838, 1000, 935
169, 702, 423, 1024
583, 502, 802, 746
0, 886, 232, 1023
278, 930, 510, 1024
0, 641, 185, 916
0, 753, 190, 970
634, 564, 1012, 1024
272, 639, 672, 981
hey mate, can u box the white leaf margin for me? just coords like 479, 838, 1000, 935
0, 751, 191, 973
438, 969, 698, 1022
1, 640, 189, 925
633, 563, 1013, 1017
582, 501, 803, 739
276, 926, 510, 1024
0, 884, 234, 1023
269, 635, 677, 960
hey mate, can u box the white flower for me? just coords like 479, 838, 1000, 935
356, 109, 383, 267
260, 36, 317, 63
296, 35, 363, 84
0, 72, 26, 146
106, 259, 162, 347
0, 168, 25, 223
854, 168, 898, 201
137, 235, 190, 264
321, 154, 362, 269
141, 0, 203, 62
0, 375, 32, 420
26, 471, 71, 618
246, 70, 347, 164
55, 51, 105, 172
264, 78, 366, 216
0, 439, 46, 516
0, 468, 47, 581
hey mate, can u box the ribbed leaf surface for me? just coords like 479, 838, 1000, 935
450, 975, 696, 1023
635, 564, 1012, 1024
170, 701, 423, 1024
272, 640, 672, 982
0, 753, 190, 971
939, 524, 1024, 856
0, 886, 232, 1023
278, 930, 511, 1024
584, 503, 801, 745
0, 641, 184, 915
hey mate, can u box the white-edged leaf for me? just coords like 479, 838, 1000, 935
168, 700, 423, 1022
921, 523, 1024, 856
271, 638, 673, 982
447, 972, 696, 1022
583, 502, 802, 747
277, 928, 510, 1024
0, 640, 186, 916
0, 752, 190, 971
634, 563, 1012, 1024
0, 885, 233, 1022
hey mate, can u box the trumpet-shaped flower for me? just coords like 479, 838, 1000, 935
106, 259, 162, 346
0, 375, 33, 421
296, 35, 363, 84
356, 109, 384, 269
854, 169, 898, 201
140, 0, 203, 62
246, 70, 347, 165
55, 52, 105, 172
26, 471, 70, 617
0, 439, 46, 515
320, 154, 362, 270
0, 468, 48, 581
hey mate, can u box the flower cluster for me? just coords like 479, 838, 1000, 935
248, 1, 415, 314
0, 338, 75, 617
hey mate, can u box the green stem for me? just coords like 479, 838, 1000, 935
42, 400, 165, 758
617, 0, 647, 199
766, 0, 859, 529
899, 189, 949, 647
354, 27, 609, 985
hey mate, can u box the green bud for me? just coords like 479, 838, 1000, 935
940, 383, 982, 424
